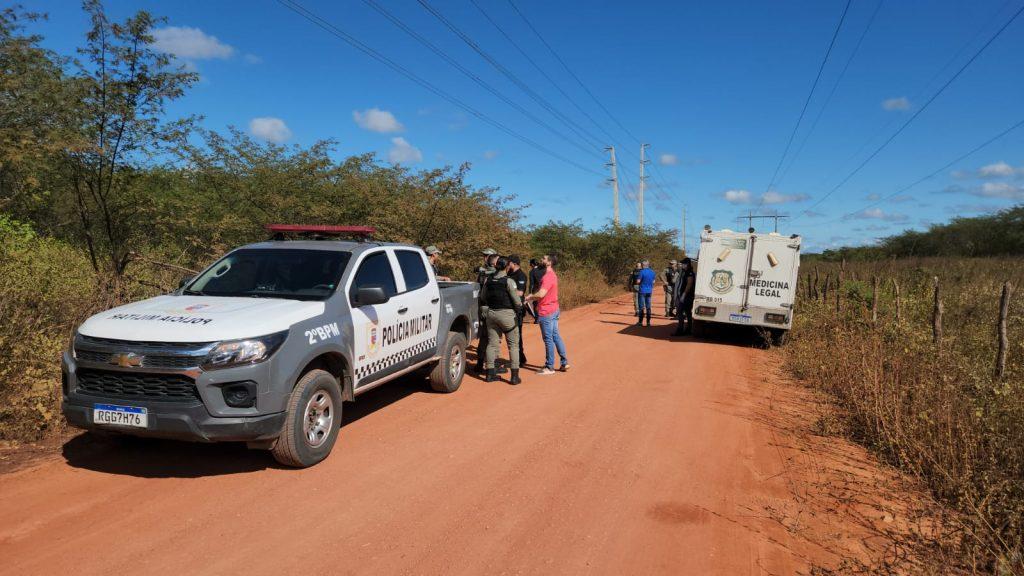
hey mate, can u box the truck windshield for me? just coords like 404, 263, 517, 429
185, 248, 352, 301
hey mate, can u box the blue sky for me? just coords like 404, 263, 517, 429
27, 0, 1024, 252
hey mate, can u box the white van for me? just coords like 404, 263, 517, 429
690, 227, 801, 344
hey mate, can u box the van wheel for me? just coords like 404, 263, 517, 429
691, 319, 706, 337
271, 369, 342, 468
429, 331, 467, 393
771, 329, 789, 346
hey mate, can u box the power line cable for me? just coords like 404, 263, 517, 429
275, 0, 603, 177
775, 0, 884, 187
756, 0, 853, 212
810, 116, 1024, 225
361, 0, 603, 162
506, 0, 641, 146
795, 2, 1024, 222
416, 0, 608, 153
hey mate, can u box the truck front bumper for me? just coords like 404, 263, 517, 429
61, 352, 286, 443
61, 396, 286, 442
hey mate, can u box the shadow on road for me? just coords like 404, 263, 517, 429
611, 320, 773, 349
62, 373, 434, 479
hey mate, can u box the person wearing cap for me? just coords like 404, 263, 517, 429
474, 249, 499, 374
507, 254, 529, 366
659, 260, 679, 318
424, 246, 450, 281
480, 256, 523, 384
634, 260, 656, 326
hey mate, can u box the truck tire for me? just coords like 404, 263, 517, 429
691, 319, 706, 338
771, 329, 789, 346
271, 369, 342, 468
429, 331, 467, 393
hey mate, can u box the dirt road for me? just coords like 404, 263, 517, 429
0, 296, 917, 574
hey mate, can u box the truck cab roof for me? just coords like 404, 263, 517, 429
238, 240, 422, 255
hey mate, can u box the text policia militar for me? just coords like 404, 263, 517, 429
381, 313, 434, 346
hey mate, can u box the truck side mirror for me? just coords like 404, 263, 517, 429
178, 276, 194, 289
356, 286, 389, 306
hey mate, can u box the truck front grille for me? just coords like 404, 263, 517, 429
76, 350, 200, 369
75, 368, 200, 402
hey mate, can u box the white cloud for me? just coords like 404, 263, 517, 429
864, 193, 881, 201
151, 27, 235, 60
722, 189, 752, 204
482, 150, 499, 160
978, 161, 1016, 178
658, 153, 679, 166
352, 108, 404, 133
801, 210, 825, 218
973, 182, 1024, 199
243, 53, 262, 65
761, 191, 810, 204
844, 208, 909, 222
881, 97, 910, 111
248, 117, 292, 143
388, 137, 422, 164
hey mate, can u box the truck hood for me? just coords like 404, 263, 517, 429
77, 295, 326, 343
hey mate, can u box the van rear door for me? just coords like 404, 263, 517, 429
745, 234, 798, 311
695, 232, 749, 308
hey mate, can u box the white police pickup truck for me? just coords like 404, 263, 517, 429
690, 226, 801, 344
62, 225, 479, 467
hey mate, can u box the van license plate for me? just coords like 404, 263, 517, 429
93, 404, 148, 428
729, 313, 753, 324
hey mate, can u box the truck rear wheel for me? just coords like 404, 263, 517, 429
271, 369, 342, 468
429, 331, 467, 393
770, 328, 789, 346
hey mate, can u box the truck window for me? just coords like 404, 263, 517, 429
185, 248, 351, 301
395, 250, 430, 292
349, 251, 398, 302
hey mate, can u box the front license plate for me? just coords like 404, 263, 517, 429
93, 404, 148, 428
729, 313, 753, 324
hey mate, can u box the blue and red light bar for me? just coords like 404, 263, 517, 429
265, 224, 376, 237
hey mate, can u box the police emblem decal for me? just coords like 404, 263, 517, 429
709, 269, 734, 294
366, 323, 380, 357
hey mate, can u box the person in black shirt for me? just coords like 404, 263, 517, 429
672, 258, 697, 335
507, 255, 529, 366
627, 262, 642, 315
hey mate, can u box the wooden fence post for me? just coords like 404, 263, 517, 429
814, 268, 820, 299
871, 276, 879, 324
996, 282, 1012, 378
836, 270, 843, 314
822, 273, 830, 307
892, 278, 901, 325
932, 277, 943, 346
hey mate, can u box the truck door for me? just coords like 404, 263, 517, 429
745, 235, 798, 312
347, 250, 402, 387
391, 249, 441, 367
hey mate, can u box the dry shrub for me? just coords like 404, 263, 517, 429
557, 265, 620, 311
789, 257, 1024, 573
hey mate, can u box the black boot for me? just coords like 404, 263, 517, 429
635, 312, 644, 326
645, 312, 652, 326
510, 369, 521, 385
485, 368, 496, 382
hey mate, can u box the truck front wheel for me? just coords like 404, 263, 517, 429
691, 319, 706, 338
429, 331, 467, 393
271, 369, 343, 468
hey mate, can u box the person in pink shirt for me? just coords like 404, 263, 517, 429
524, 254, 569, 375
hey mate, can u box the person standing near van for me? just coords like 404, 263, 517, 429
659, 260, 678, 317
525, 254, 569, 375
527, 257, 546, 324
673, 258, 697, 335
635, 260, 656, 326
507, 255, 529, 367
474, 249, 498, 374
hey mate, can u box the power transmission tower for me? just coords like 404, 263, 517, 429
605, 146, 619, 226
639, 143, 649, 227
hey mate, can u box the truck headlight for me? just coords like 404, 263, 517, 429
203, 331, 287, 370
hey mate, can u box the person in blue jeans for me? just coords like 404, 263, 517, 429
635, 259, 656, 326
524, 254, 569, 375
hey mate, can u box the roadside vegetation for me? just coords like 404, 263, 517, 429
789, 255, 1023, 572
0, 4, 680, 443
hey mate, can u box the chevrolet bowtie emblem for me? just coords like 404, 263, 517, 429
110, 352, 143, 367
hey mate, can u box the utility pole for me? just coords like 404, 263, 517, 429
639, 143, 649, 227
681, 206, 687, 255
605, 146, 619, 226
737, 213, 789, 232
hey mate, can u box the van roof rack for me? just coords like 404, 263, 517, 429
265, 224, 377, 241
